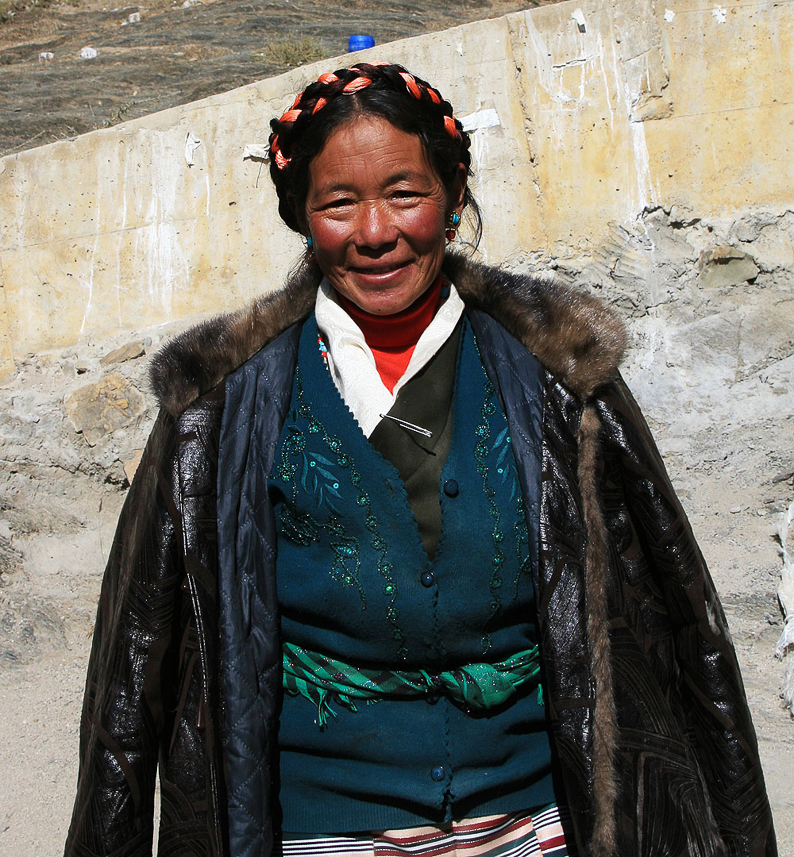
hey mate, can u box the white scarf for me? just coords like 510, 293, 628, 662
314, 278, 465, 437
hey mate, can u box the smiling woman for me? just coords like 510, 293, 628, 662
304, 116, 465, 316
65, 62, 776, 857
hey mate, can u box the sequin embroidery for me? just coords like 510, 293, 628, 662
276, 366, 406, 657
472, 383, 533, 651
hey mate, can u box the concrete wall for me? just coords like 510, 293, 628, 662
1, 0, 791, 372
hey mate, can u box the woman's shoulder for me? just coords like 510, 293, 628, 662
149, 262, 321, 417
446, 253, 626, 400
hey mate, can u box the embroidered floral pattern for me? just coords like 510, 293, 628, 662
472, 383, 534, 651
317, 333, 329, 364
492, 427, 520, 501
276, 366, 407, 657
513, 496, 533, 600
474, 379, 506, 652
277, 502, 366, 603
491, 427, 533, 600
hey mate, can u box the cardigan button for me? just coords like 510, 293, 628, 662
430, 765, 446, 782
443, 479, 459, 498
420, 571, 435, 587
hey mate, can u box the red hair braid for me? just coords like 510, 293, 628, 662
269, 62, 468, 172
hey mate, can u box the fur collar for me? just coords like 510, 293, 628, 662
150, 254, 626, 417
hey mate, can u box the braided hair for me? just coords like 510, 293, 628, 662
268, 62, 481, 245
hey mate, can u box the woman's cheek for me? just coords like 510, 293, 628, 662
311, 217, 351, 258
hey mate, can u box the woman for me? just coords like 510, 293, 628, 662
65, 63, 776, 857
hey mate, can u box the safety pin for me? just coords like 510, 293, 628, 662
379, 414, 433, 438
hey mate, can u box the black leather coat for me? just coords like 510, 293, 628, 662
64, 258, 776, 857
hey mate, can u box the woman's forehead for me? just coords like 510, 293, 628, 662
308, 116, 438, 190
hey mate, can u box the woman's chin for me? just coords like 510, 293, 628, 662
336, 268, 435, 316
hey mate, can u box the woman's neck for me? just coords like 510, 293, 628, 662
336, 276, 443, 350
335, 276, 444, 392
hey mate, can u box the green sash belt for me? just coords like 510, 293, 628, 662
282, 642, 543, 726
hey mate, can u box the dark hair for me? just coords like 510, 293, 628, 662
268, 62, 482, 247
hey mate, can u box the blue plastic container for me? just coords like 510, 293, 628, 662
348, 35, 375, 52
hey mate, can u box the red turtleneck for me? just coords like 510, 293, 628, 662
336, 277, 444, 393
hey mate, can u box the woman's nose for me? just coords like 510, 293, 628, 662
354, 201, 397, 249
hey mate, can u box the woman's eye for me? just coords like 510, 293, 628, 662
324, 198, 353, 211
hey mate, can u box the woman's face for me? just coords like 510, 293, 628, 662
304, 115, 466, 316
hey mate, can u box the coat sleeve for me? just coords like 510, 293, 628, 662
594, 377, 776, 857
64, 410, 184, 857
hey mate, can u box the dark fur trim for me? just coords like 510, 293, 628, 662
150, 260, 320, 416
151, 253, 626, 416
445, 255, 626, 399
577, 404, 618, 856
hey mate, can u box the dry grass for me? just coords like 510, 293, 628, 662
255, 34, 328, 67
0, 0, 82, 24
1, 0, 49, 24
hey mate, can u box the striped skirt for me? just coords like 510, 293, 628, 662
280, 804, 570, 857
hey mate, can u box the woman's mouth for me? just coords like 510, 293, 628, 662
350, 261, 410, 277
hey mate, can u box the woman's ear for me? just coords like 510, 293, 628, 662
287, 192, 309, 235
450, 162, 467, 214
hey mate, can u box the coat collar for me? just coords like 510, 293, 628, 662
150, 254, 626, 417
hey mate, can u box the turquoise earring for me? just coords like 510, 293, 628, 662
446, 211, 461, 241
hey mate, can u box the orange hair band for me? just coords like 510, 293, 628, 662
399, 72, 422, 100
279, 108, 301, 124
343, 76, 372, 93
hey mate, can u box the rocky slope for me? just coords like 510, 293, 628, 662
0, 0, 546, 156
